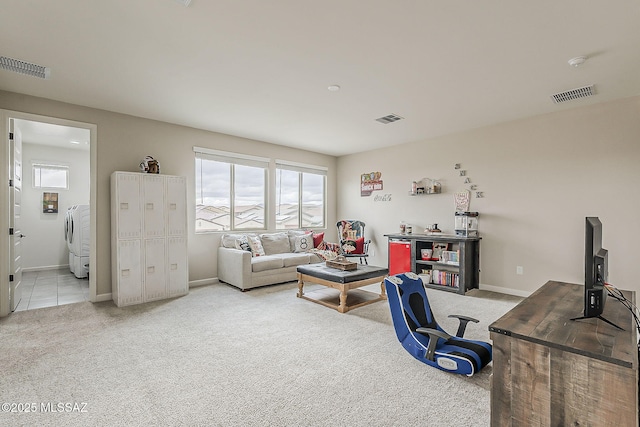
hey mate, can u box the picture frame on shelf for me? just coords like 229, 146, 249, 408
431, 243, 448, 261
441, 250, 459, 265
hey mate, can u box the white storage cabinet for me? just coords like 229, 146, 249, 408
111, 172, 188, 307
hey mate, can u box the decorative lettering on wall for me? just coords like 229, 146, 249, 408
455, 163, 485, 198
374, 194, 392, 202
361, 171, 383, 197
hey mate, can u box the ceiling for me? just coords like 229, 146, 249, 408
2, 0, 639, 157
13, 119, 90, 151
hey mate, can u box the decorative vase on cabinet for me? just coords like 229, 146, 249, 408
111, 172, 188, 307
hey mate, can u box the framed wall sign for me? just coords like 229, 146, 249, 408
43, 192, 58, 213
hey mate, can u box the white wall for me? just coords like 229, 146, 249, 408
21, 143, 90, 270
337, 96, 640, 296
0, 90, 338, 299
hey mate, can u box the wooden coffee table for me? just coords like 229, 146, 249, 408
296, 264, 388, 313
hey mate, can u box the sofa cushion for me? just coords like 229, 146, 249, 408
260, 232, 291, 255
247, 235, 266, 257
280, 253, 312, 267
251, 256, 284, 272
293, 234, 313, 253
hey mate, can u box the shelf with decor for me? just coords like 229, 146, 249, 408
385, 233, 480, 295
409, 178, 441, 196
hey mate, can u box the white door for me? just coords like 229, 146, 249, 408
9, 119, 23, 311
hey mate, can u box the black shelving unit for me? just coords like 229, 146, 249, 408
385, 233, 481, 295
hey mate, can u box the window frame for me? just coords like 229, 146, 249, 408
194, 147, 269, 233
275, 159, 327, 230
32, 162, 69, 190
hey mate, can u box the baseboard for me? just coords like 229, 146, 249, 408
479, 283, 532, 298
189, 278, 219, 288
94, 293, 113, 303
93, 280, 217, 304
23, 265, 69, 272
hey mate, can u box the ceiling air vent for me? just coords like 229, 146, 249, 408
375, 114, 404, 124
0, 56, 51, 79
551, 85, 595, 104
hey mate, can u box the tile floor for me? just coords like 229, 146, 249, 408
14, 269, 90, 311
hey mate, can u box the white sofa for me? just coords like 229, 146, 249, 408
217, 231, 337, 291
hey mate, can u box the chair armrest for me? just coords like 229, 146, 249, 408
416, 327, 452, 361
447, 315, 479, 337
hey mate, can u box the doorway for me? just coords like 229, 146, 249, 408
1, 111, 97, 316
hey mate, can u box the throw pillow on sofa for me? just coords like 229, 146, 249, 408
312, 232, 324, 248
234, 235, 252, 252
221, 233, 257, 249
287, 230, 310, 252
247, 235, 266, 257
260, 232, 291, 255
294, 234, 313, 253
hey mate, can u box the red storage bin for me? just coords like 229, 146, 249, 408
389, 240, 411, 276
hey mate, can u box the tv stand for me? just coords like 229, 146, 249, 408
489, 281, 638, 426
570, 314, 624, 330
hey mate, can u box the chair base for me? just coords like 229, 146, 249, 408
342, 254, 368, 265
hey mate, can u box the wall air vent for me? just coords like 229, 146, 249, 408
0, 56, 51, 79
551, 85, 595, 104
375, 114, 404, 124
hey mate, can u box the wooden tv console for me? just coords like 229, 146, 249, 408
489, 280, 638, 426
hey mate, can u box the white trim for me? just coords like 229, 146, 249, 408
23, 264, 69, 272
193, 146, 269, 168
275, 159, 328, 175
479, 283, 532, 298
189, 277, 219, 288
0, 109, 97, 317
95, 292, 112, 303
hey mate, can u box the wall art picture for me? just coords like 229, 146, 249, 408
360, 171, 383, 196
43, 192, 58, 213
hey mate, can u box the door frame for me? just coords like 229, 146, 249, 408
0, 110, 97, 316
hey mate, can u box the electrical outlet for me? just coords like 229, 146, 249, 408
516, 266, 524, 275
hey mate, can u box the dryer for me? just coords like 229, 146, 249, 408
66, 204, 90, 278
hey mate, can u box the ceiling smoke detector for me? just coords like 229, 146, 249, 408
0, 56, 51, 79
375, 114, 404, 124
551, 85, 596, 104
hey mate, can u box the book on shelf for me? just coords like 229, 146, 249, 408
430, 269, 459, 287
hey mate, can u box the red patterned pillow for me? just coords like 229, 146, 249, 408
343, 237, 365, 254
313, 232, 324, 248
353, 237, 365, 254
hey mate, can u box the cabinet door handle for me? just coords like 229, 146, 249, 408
170, 263, 178, 270
121, 269, 130, 277
120, 202, 128, 210
147, 266, 155, 274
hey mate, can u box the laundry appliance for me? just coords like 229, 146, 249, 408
65, 204, 90, 278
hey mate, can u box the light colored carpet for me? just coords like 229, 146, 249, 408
0, 281, 521, 427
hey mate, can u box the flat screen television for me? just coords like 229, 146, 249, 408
571, 217, 622, 330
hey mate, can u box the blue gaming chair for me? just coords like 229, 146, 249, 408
384, 272, 492, 376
